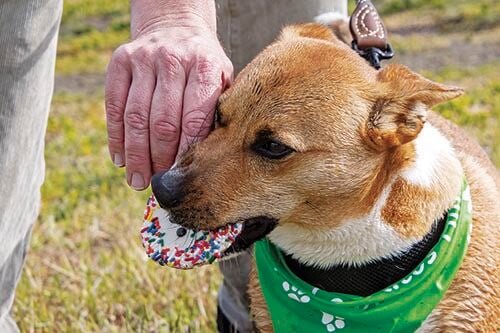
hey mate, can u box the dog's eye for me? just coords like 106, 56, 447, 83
252, 140, 295, 159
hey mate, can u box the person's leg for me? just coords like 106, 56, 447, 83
216, 0, 347, 73
0, 0, 62, 331
214, 1, 347, 331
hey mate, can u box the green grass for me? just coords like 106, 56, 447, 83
379, 0, 500, 30
57, 28, 129, 74
62, 0, 129, 21
425, 62, 500, 166
14, 92, 222, 332
57, 0, 130, 74
11, 0, 499, 332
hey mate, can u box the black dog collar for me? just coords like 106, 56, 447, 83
283, 214, 447, 296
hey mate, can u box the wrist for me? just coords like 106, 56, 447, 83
131, 0, 217, 39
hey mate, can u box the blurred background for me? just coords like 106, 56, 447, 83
12, 0, 499, 331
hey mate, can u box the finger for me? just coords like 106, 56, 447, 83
221, 59, 234, 89
105, 46, 132, 167
150, 55, 186, 173
124, 60, 156, 190
177, 61, 224, 160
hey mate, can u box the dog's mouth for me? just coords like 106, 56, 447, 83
224, 216, 277, 255
140, 195, 277, 269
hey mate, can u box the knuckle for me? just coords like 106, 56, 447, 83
107, 129, 123, 145
157, 45, 172, 58
182, 111, 212, 138
193, 59, 220, 86
197, 57, 217, 75
132, 46, 152, 61
105, 102, 125, 123
151, 119, 179, 143
157, 52, 182, 72
125, 110, 149, 132
112, 45, 132, 64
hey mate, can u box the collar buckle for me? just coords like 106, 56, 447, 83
351, 41, 394, 69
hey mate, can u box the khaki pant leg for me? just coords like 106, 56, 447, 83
0, 0, 62, 331
216, 0, 347, 73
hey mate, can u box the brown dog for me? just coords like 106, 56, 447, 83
152, 23, 499, 332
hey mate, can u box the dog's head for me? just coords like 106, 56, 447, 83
151, 24, 463, 257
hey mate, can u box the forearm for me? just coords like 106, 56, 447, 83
130, 0, 216, 38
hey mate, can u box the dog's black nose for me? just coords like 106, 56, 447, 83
151, 169, 186, 209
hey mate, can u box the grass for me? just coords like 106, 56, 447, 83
14, 92, 223, 332
56, 28, 129, 75
11, 0, 499, 332
380, 0, 500, 29
57, 0, 130, 74
424, 62, 500, 165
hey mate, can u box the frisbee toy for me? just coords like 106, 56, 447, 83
140, 195, 243, 269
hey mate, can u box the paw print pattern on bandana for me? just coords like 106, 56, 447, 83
321, 312, 345, 332
282, 281, 310, 303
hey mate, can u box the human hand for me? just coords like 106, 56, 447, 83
105, 6, 232, 190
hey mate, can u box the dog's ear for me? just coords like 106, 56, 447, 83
364, 64, 463, 151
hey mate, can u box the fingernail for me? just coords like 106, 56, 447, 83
131, 173, 145, 190
113, 153, 124, 167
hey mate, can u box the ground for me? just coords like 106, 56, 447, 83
12, 0, 499, 332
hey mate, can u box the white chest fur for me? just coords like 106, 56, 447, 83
268, 182, 418, 268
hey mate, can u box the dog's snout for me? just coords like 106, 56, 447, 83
151, 169, 186, 209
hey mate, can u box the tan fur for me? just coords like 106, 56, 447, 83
328, 19, 352, 45
248, 125, 499, 333
248, 259, 273, 333
279, 23, 337, 43
418, 153, 499, 332
166, 23, 498, 332
383, 178, 448, 238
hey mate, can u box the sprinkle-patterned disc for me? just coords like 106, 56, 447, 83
140, 195, 243, 269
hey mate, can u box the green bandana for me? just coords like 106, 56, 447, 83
254, 180, 472, 333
